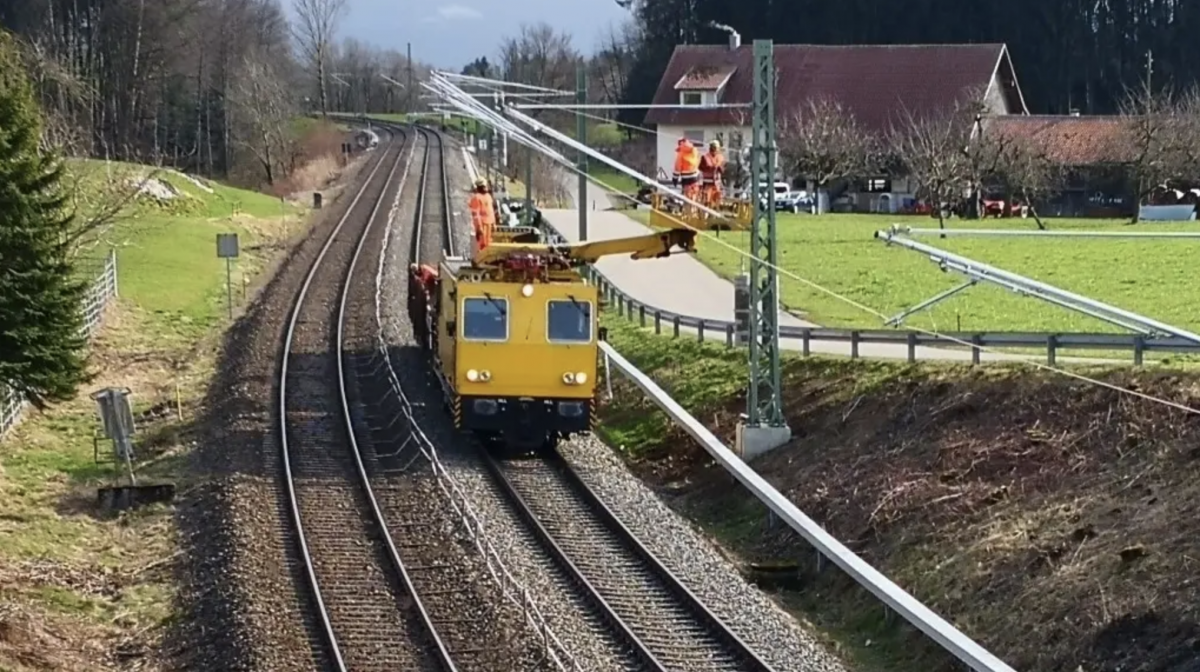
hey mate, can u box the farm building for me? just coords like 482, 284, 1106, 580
983, 115, 1134, 217
644, 39, 1028, 212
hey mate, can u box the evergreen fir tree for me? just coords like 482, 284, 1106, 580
0, 30, 89, 408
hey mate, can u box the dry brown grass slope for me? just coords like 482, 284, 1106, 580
598, 318, 1200, 672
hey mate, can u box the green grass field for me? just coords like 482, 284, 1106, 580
626, 210, 1200, 334
0, 159, 308, 662
588, 165, 641, 197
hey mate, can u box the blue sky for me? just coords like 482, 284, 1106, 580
333, 0, 632, 69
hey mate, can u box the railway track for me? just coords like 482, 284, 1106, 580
482, 451, 778, 672
278, 125, 456, 671
374, 126, 778, 670
346, 125, 562, 670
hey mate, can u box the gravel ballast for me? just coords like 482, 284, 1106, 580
371, 130, 574, 669
560, 437, 850, 672
174, 142, 381, 671
376, 133, 850, 671
382, 135, 637, 670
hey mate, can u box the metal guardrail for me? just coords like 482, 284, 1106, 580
600, 341, 1017, 672
582, 267, 1200, 366
1, 250, 119, 440
532, 221, 1196, 365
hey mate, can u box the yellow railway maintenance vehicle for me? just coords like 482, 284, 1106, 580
648, 191, 752, 234
408, 228, 697, 455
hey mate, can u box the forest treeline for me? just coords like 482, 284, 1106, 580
622, 0, 1200, 118
0, 0, 429, 186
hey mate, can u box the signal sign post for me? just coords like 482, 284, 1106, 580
737, 39, 791, 460
216, 233, 239, 319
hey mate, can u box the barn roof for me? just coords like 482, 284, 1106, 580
644, 43, 1026, 132
985, 115, 1131, 165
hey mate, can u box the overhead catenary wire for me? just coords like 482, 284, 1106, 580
431, 76, 1200, 416
436, 70, 573, 94
454, 75, 740, 184
510, 103, 751, 110
422, 78, 569, 164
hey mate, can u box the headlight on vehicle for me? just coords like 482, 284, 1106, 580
574, 372, 587, 384
479, 369, 491, 381
562, 372, 575, 384
467, 369, 479, 382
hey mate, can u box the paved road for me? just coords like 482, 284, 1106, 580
544, 178, 1116, 364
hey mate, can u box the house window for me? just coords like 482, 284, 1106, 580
681, 91, 702, 105
683, 130, 705, 144
865, 178, 891, 193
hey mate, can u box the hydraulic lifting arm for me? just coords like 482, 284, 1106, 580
472, 229, 697, 266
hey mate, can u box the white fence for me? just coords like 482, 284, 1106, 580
0, 250, 118, 440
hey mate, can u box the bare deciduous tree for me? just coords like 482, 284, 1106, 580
230, 52, 296, 185
498, 23, 580, 92
61, 163, 166, 259
989, 134, 1062, 228
779, 97, 878, 212
292, 0, 348, 117
590, 20, 639, 110
889, 102, 977, 229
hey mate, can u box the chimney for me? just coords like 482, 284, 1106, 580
1069, 108, 1081, 116
729, 30, 741, 50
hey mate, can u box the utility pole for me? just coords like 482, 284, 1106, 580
524, 145, 534, 223
576, 63, 588, 240
737, 39, 790, 460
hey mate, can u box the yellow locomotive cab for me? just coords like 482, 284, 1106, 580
408, 228, 695, 455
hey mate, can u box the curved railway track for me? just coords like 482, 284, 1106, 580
277, 125, 456, 671
343, 124, 560, 670
331, 123, 775, 671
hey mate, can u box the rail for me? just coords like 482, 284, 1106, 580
280, 126, 437, 669
375, 124, 582, 671
582, 267, 1200, 366
599, 341, 1017, 672
482, 451, 775, 671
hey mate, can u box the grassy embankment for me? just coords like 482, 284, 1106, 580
597, 315, 1200, 672
0, 159, 308, 670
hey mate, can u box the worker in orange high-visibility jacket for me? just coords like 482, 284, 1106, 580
467, 178, 495, 252
698, 140, 726, 207
672, 137, 701, 201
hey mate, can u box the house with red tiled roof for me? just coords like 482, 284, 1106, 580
984, 115, 1137, 216
645, 41, 1027, 211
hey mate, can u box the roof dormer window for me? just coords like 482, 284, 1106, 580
674, 65, 736, 107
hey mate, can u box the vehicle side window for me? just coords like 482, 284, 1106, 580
462, 297, 508, 341
546, 299, 592, 343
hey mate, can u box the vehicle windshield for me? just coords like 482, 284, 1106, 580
463, 296, 508, 341
547, 297, 592, 343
